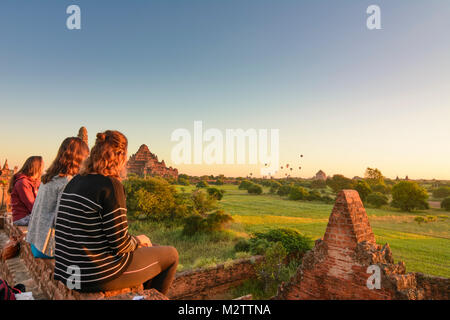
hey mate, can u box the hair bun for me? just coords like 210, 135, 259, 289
96, 132, 107, 142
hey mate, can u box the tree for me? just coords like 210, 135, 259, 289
191, 189, 218, 215
326, 175, 355, 193
277, 185, 292, 196
441, 197, 450, 211
365, 167, 384, 186
248, 184, 263, 195
196, 180, 209, 188
288, 186, 309, 201
432, 187, 450, 199
354, 180, 372, 202
207, 187, 225, 200
178, 177, 190, 186
123, 176, 184, 221
391, 181, 429, 212
371, 183, 390, 194
239, 180, 253, 190
366, 192, 388, 208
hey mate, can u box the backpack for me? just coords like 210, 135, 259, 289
0, 279, 24, 301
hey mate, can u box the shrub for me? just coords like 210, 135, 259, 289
192, 257, 219, 269
254, 242, 287, 292
441, 197, 450, 211
178, 177, 190, 186
207, 187, 225, 200
182, 210, 233, 236
253, 228, 313, 258
239, 180, 253, 190
123, 177, 185, 221
414, 216, 425, 224
354, 180, 372, 202
248, 184, 263, 195
433, 187, 450, 199
366, 192, 389, 208
310, 179, 327, 189
191, 189, 217, 215
306, 190, 322, 201
277, 185, 292, 196
249, 238, 271, 255
234, 239, 251, 252
288, 186, 309, 200
426, 215, 437, 222
235, 251, 252, 259
196, 180, 209, 188
321, 195, 335, 204
269, 185, 278, 194
269, 181, 282, 194
391, 181, 429, 212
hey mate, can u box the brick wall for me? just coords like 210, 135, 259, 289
275, 190, 450, 300
168, 256, 263, 299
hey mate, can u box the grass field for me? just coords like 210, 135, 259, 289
130, 184, 450, 278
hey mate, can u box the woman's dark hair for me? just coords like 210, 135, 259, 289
41, 137, 89, 184
80, 130, 127, 178
8, 156, 43, 193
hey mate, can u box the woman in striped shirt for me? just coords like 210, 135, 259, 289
54, 130, 179, 294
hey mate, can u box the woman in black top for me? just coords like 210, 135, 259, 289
54, 130, 178, 294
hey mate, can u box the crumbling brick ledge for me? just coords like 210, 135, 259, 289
167, 256, 263, 299
274, 190, 450, 300
0, 211, 261, 300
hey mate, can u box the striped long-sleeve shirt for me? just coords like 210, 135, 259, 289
54, 174, 138, 290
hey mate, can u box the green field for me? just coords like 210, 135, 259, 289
130, 184, 450, 278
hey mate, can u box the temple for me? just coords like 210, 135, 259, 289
127, 144, 178, 178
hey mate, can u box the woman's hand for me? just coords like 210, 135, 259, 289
135, 234, 152, 247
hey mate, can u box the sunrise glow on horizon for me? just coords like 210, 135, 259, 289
1, 0, 449, 180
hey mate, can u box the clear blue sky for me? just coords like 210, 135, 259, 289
1, 0, 449, 179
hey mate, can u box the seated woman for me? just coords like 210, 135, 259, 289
26, 137, 89, 259
53, 130, 178, 295
9, 156, 44, 226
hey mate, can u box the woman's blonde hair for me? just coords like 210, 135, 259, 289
80, 130, 128, 178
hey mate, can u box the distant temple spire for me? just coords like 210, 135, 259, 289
3, 159, 9, 171
78, 126, 88, 146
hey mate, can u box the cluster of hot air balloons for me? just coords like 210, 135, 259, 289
252, 154, 304, 178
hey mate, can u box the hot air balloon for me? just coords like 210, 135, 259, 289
300, 155, 303, 157
290, 168, 293, 171
299, 166, 301, 169
286, 164, 289, 168
281, 166, 283, 169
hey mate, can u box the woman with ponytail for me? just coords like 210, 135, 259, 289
54, 130, 178, 295
26, 137, 89, 258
